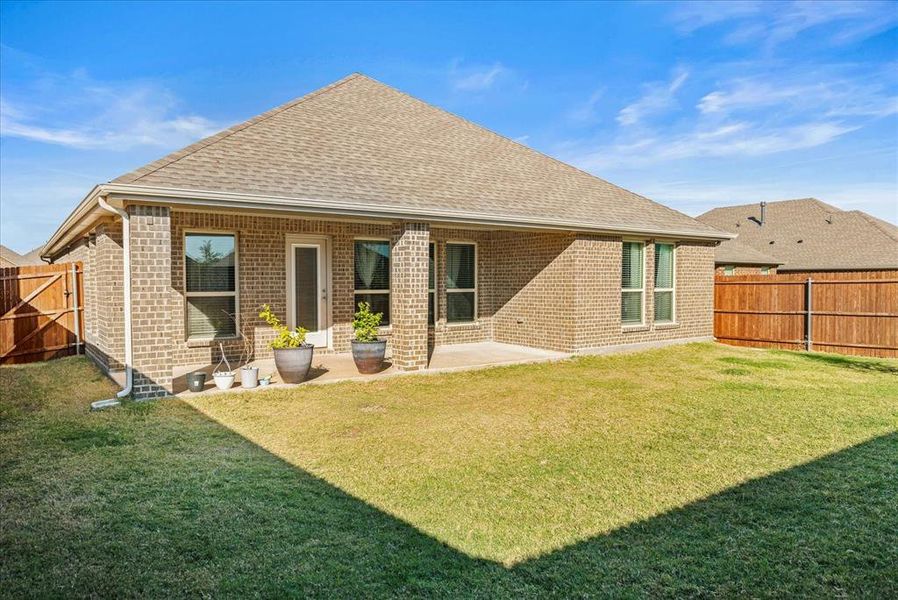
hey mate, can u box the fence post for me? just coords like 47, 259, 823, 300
805, 277, 813, 351
72, 263, 81, 355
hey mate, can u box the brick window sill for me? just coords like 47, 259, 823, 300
442, 321, 482, 331
186, 336, 241, 348
621, 324, 650, 333
654, 322, 680, 330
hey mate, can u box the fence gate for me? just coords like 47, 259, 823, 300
714, 272, 898, 359
1, 262, 84, 364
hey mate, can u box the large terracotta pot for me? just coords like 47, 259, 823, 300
351, 340, 387, 374
273, 345, 314, 384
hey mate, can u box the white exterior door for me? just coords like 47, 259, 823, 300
286, 235, 331, 348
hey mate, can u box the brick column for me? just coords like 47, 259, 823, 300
129, 205, 173, 398
391, 222, 430, 371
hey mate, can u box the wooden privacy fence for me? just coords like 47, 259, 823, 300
714, 271, 898, 358
1, 262, 84, 364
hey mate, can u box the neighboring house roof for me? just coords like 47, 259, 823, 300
713, 238, 781, 266
0, 245, 23, 267
0, 244, 46, 267
43, 73, 728, 259
698, 198, 898, 272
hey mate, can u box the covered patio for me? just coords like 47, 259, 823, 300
173, 341, 570, 396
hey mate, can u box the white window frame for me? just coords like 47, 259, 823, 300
445, 241, 477, 323
621, 239, 646, 327
183, 229, 239, 341
353, 237, 391, 325
653, 241, 676, 324
428, 241, 437, 326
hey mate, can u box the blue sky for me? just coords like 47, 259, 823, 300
1, 0, 896, 253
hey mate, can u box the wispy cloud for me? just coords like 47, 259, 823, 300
0, 70, 224, 150
569, 120, 857, 171
698, 76, 898, 118
671, 0, 898, 49
448, 60, 509, 92
617, 68, 689, 126
567, 89, 605, 123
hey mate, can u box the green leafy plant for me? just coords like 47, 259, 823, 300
352, 301, 383, 342
259, 304, 308, 349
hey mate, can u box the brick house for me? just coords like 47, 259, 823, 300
42, 74, 732, 399
698, 199, 898, 277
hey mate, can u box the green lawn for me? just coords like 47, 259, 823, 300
1, 343, 896, 598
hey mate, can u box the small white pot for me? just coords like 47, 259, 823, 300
213, 372, 235, 390
240, 366, 259, 389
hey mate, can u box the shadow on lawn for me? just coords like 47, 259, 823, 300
121, 402, 898, 598
786, 350, 898, 375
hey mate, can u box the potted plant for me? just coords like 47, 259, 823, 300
212, 342, 236, 390
259, 304, 313, 383
236, 320, 258, 389
351, 301, 386, 374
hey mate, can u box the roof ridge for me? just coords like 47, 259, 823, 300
116, 73, 364, 184
846, 210, 898, 242
354, 74, 716, 232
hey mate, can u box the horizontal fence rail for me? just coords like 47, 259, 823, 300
1, 262, 84, 364
714, 271, 898, 359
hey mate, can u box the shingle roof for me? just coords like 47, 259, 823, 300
698, 198, 898, 271
0, 245, 23, 267
712, 238, 781, 266
113, 74, 721, 238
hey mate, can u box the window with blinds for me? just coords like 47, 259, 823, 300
185, 232, 237, 339
428, 243, 436, 325
446, 242, 476, 322
354, 240, 391, 325
621, 241, 644, 325
654, 243, 675, 323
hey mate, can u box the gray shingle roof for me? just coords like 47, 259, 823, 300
113, 74, 722, 237
698, 198, 898, 271
712, 238, 781, 266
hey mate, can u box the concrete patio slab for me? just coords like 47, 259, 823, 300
173, 341, 570, 397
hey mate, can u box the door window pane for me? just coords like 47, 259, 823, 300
294, 246, 318, 332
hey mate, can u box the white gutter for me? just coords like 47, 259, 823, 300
43, 183, 736, 259
91, 196, 132, 410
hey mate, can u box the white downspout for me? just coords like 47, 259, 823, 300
91, 196, 132, 409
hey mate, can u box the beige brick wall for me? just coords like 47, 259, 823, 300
55, 219, 125, 372
66, 206, 715, 398
391, 222, 430, 370
129, 205, 173, 397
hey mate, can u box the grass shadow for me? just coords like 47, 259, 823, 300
785, 350, 898, 375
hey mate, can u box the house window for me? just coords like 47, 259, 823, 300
355, 240, 391, 325
185, 232, 237, 339
621, 241, 645, 325
723, 265, 735, 276
760, 266, 770, 275
428, 243, 436, 325
446, 242, 476, 323
654, 243, 675, 323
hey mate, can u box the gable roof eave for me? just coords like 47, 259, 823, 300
42, 183, 735, 258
